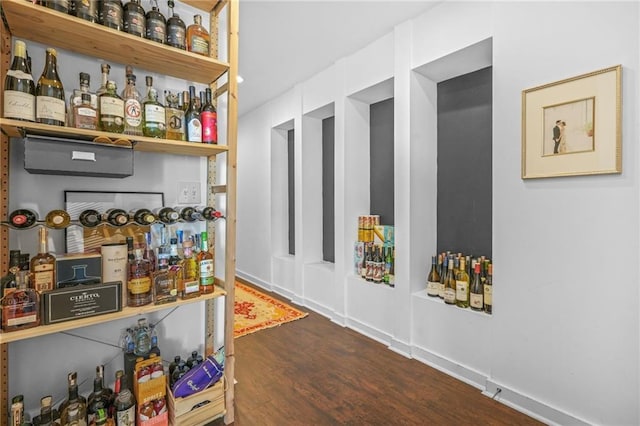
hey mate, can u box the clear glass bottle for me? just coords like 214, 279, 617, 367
1, 271, 40, 331
143, 231, 157, 272
73, 92, 98, 130
128, 248, 152, 307
142, 76, 166, 138
156, 226, 170, 271
164, 90, 185, 141
99, 80, 125, 133
30, 227, 56, 292
45, 209, 71, 229
72, 0, 98, 23
134, 318, 151, 355
186, 14, 209, 56
166, 0, 186, 50
123, 0, 146, 37
60, 372, 88, 426
100, 0, 124, 31
4, 39, 36, 122
178, 240, 200, 299
201, 87, 217, 144
145, 0, 167, 44
185, 85, 201, 142
121, 67, 143, 136
197, 231, 214, 294
36, 48, 66, 126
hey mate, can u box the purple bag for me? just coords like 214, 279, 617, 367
172, 355, 224, 398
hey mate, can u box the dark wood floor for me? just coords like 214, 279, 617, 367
215, 285, 543, 425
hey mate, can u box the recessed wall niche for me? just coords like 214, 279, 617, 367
271, 119, 295, 257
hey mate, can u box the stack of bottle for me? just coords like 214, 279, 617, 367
426, 251, 493, 314
4, 41, 218, 143
354, 215, 395, 286
168, 350, 203, 388
4, 205, 224, 229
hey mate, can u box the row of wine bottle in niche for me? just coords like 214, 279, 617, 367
37, 0, 211, 56
6, 206, 224, 229
426, 252, 493, 314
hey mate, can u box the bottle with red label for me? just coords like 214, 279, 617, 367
200, 87, 217, 144
8, 209, 38, 229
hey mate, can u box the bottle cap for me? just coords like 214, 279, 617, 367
101, 63, 111, 73
146, 75, 153, 86
46, 47, 57, 56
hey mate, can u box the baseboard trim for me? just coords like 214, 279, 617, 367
411, 345, 486, 391
235, 270, 271, 290
389, 338, 412, 358
301, 298, 334, 321
345, 317, 393, 348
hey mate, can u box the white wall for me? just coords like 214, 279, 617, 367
236, 2, 639, 425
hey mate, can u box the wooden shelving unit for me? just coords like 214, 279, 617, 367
0, 0, 239, 424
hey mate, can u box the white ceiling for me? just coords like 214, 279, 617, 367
237, 1, 439, 116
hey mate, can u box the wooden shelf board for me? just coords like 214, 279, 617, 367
0, 0, 229, 84
181, 0, 222, 12
0, 118, 229, 157
212, 185, 227, 194
0, 286, 226, 344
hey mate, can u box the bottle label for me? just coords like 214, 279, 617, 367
6, 70, 33, 80
444, 288, 456, 303
6, 311, 37, 327
124, 99, 142, 126
190, 35, 209, 55
483, 284, 492, 305
184, 279, 199, 294
147, 18, 166, 40
33, 267, 54, 292
4, 91, 35, 121
115, 406, 135, 426
455, 280, 468, 301
199, 259, 214, 286
36, 96, 65, 122
125, 11, 145, 35
77, 107, 97, 118
187, 118, 202, 142
470, 293, 483, 309
438, 282, 445, 298
145, 104, 166, 124
168, 25, 186, 47
426, 281, 439, 295
101, 2, 123, 27
201, 111, 217, 143
166, 108, 185, 139
128, 277, 151, 295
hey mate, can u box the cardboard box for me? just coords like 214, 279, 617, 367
373, 225, 394, 247
41, 281, 122, 325
135, 354, 168, 426
56, 253, 102, 288
168, 378, 225, 426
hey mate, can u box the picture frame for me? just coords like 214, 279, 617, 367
64, 190, 164, 253
521, 65, 621, 179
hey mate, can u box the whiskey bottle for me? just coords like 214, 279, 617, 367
166, 0, 186, 50
45, 209, 71, 229
4, 39, 36, 122
100, 0, 124, 30
146, 0, 167, 44
59, 372, 88, 426
96, 63, 111, 99
79, 209, 102, 228
143, 231, 157, 272
33, 395, 54, 426
164, 90, 185, 141
99, 81, 125, 133
123, 0, 146, 37
36, 48, 66, 126
201, 87, 217, 144
186, 14, 210, 56
8, 209, 38, 229
121, 67, 143, 136
105, 208, 129, 227
197, 231, 215, 294
1, 250, 21, 297
87, 366, 111, 426
178, 240, 200, 299
153, 264, 178, 305
185, 85, 201, 142
1, 270, 40, 331
142, 76, 166, 138
72, 0, 98, 23
10, 394, 26, 426
128, 247, 152, 307
73, 93, 98, 130
114, 374, 136, 426
30, 227, 56, 292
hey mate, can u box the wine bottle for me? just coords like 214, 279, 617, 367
36, 48, 66, 126
8, 209, 38, 229
99, 80, 125, 133
131, 208, 156, 225
484, 263, 492, 314
45, 209, 71, 229
59, 372, 88, 426
470, 262, 483, 311
426, 255, 440, 297
185, 85, 202, 142
438, 255, 447, 299
201, 87, 217, 144
145, 0, 167, 44
30, 227, 56, 292
443, 257, 456, 305
87, 366, 111, 426
104, 208, 129, 226
79, 209, 102, 228
142, 76, 166, 138
4, 39, 36, 122
166, 0, 186, 50
123, 0, 146, 37
154, 207, 179, 224
455, 256, 470, 308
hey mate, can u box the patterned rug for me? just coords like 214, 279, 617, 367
234, 281, 308, 338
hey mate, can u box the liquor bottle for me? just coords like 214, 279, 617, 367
199, 90, 205, 112
59, 372, 87, 426
455, 256, 470, 308
168, 238, 181, 265
10, 395, 26, 426
73, 93, 98, 130
114, 374, 136, 426
388, 247, 395, 287
72, 0, 98, 23
365, 244, 373, 282
105, 208, 129, 226
100, 0, 123, 30
153, 263, 178, 304
33, 395, 54, 426
99, 81, 125, 133
154, 206, 179, 224
164, 90, 185, 141
87, 366, 111, 426
426, 255, 440, 296
4, 39, 36, 122
178, 240, 200, 299
1, 250, 21, 297
121, 68, 143, 136
185, 85, 202, 142
484, 263, 492, 314
146, 0, 167, 44
79, 209, 102, 228
372, 247, 383, 283
131, 208, 156, 225
1, 270, 39, 332
149, 325, 161, 356
96, 64, 111, 99
157, 226, 170, 270
142, 76, 166, 138
166, 0, 186, 50
8, 209, 38, 229
181, 90, 189, 112
360, 244, 368, 280
143, 231, 157, 272
186, 14, 210, 56
44, 0, 70, 13
134, 318, 151, 355
197, 231, 214, 293
169, 356, 181, 376
470, 262, 483, 311
201, 87, 217, 144
31, 227, 56, 292
123, 0, 146, 37
128, 247, 152, 307
36, 48, 66, 126
443, 257, 456, 305
186, 350, 198, 368
45, 209, 71, 229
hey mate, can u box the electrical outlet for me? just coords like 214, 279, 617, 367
177, 182, 201, 204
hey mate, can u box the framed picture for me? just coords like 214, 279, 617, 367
521, 65, 621, 179
64, 190, 164, 253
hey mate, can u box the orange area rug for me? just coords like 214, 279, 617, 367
234, 281, 308, 338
